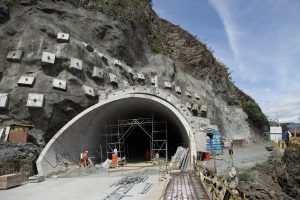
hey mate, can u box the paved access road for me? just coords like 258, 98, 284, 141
0, 172, 160, 200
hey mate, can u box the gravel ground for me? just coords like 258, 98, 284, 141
205, 141, 273, 176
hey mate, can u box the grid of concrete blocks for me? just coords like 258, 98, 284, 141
1, 32, 208, 116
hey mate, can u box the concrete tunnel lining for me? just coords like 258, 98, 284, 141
36, 93, 195, 176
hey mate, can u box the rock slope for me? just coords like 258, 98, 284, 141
0, 0, 267, 146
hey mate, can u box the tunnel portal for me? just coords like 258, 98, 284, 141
37, 91, 196, 176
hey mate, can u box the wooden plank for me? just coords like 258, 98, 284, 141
0, 174, 22, 189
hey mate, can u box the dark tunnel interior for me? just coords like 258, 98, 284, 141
94, 97, 190, 162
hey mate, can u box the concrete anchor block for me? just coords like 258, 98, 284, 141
42, 52, 55, 64
6, 50, 23, 62
0, 127, 10, 142
192, 104, 199, 111
108, 73, 118, 85
129, 70, 135, 78
137, 73, 145, 81
52, 79, 67, 91
27, 93, 44, 108
0, 128, 4, 139
17, 76, 35, 87
200, 105, 207, 112
81, 42, 94, 52
185, 92, 192, 98
185, 102, 192, 109
96, 52, 108, 62
69, 57, 83, 71
123, 80, 130, 88
113, 59, 122, 68
164, 81, 172, 89
175, 86, 182, 94
82, 85, 95, 97
151, 76, 158, 87
92, 67, 104, 79
57, 32, 70, 43
0, 93, 9, 108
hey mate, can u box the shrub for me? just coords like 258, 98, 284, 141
241, 100, 268, 127
4, 0, 21, 6
148, 35, 163, 54
238, 172, 254, 182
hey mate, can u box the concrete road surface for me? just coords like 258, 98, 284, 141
0, 171, 160, 200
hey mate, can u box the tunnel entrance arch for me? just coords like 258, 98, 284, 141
36, 91, 196, 176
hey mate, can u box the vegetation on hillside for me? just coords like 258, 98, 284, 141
241, 100, 269, 129
3, 0, 21, 6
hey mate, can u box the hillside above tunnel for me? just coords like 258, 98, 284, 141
0, 0, 268, 146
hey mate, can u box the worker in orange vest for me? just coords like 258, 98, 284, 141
82, 150, 88, 167
111, 151, 118, 168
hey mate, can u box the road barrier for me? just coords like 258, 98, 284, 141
194, 160, 248, 200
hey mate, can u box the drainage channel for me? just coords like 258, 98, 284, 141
164, 172, 208, 200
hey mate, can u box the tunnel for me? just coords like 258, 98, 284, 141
36, 93, 194, 176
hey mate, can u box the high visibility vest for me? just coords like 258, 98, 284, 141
82, 153, 87, 160
112, 154, 117, 161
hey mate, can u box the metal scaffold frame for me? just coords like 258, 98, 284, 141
104, 116, 168, 162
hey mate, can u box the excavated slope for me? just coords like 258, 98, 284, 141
0, 0, 267, 146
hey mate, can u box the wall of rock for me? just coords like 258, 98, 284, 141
0, 0, 258, 147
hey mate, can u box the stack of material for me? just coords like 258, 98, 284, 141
0, 173, 23, 189
113, 174, 148, 186
170, 147, 189, 170
105, 174, 149, 200
101, 159, 111, 169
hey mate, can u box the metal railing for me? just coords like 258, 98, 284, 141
193, 160, 248, 200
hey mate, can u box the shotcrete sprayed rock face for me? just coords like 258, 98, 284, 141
0, 1, 259, 175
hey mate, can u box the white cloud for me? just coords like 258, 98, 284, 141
208, 0, 242, 67
209, 0, 300, 122
154, 0, 300, 122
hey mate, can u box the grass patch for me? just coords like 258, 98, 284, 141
148, 34, 164, 54
90, 0, 140, 21
149, 38, 163, 54
241, 100, 268, 126
238, 172, 254, 182
3, 0, 21, 6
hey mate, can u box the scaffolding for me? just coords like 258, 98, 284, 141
104, 117, 168, 162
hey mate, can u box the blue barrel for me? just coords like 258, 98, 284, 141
282, 132, 287, 141
206, 131, 223, 155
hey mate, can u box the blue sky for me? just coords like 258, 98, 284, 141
153, 0, 300, 123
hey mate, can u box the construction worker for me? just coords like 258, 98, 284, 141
145, 148, 150, 161
111, 150, 118, 168
82, 150, 88, 167
285, 132, 290, 147
288, 131, 292, 146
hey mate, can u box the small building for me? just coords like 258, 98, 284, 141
8, 124, 34, 144
270, 126, 282, 141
